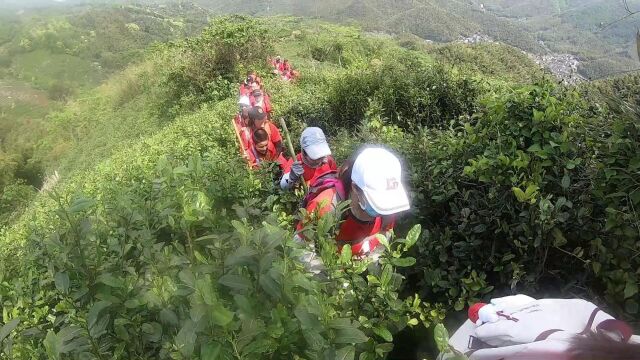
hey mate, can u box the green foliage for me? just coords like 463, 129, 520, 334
430, 43, 545, 84
47, 81, 75, 101
323, 56, 480, 131
157, 15, 271, 117
4, 9, 640, 359
199, 0, 639, 78
0, 150, 437, 358
0, 180, 36, 227
434, 323, 467, 359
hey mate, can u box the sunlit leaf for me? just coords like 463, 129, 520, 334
390, 257, 416, 267
210, 303, 234, 326
434, 323, 450, 352
404, 224, 421, 249
68, 197, 95, 213
340, 244, 352, 263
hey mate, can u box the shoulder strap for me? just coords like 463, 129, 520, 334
301, 178, 343, 209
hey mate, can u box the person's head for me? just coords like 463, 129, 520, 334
250, 82, 261, 91
240, 106, 250, 125
300, 127, 331, 168
252, 128, 270, 155
284, 59, 289, 64
275, 56, 281, 63
248, 106, 267, 129
339, 146, 410, 221
245, 72, 255, 85
252, 88, 263, 98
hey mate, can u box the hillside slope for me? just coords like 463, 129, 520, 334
195, 0, 640, 78
0, 2, 213, 227
1, 15, 639, 360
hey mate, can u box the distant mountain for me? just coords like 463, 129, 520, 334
195, 0, 640, 78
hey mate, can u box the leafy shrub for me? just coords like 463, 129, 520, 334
320, 55, 481, 132
157, 16, 271, 117
0, 180, 36, 227
0, 152, 438, 359
392, 82, 639, 323
589, 103, 640, 317
430, 43, 545, 83
47, 81, 75, 101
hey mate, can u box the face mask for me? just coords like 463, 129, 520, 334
359, 198, 379, 218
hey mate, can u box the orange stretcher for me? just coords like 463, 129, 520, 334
232, 116, 251, 168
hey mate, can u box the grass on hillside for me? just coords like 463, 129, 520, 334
11, 50, 104, 91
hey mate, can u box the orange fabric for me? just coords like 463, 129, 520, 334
239, 84, 252, 96
251, 93, 272, 113
296, 184, 396, 254
279, 63, 291, 73
295, 187, 338, 235
265, 122, 282, 145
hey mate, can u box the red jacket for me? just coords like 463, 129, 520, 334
239, 84, 252, 96
297, 185, 395, 256
247, 140, 290, 171
293, 153, 338, 185
250, 93, 272, 114
261, 122, 282, 145
278, 63, 291, 73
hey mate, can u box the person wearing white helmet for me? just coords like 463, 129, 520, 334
295, 146, 410, 259
280, 127, 337, 191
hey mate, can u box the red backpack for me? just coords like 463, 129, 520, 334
300, 171, 345, 210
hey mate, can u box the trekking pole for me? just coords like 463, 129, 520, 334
279, 117, 309, 192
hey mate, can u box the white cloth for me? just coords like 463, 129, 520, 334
441, 297, 637, 360
280, 172, 293, 190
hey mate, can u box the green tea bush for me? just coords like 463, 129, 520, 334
5, 13, 640, 359
589, 103, 640, 317
393, 83, 639, 323
320, 55, 481, 132
157, 16, 271, 118
430, 43, 545, 84
0, 150, 439, 359
0, 180, 36, 227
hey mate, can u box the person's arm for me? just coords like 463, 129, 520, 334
280, 160, 304, 190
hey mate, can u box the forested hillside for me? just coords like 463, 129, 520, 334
193, 0, 640, 79
0, 2, 212, 227
0, 9, 639, 359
